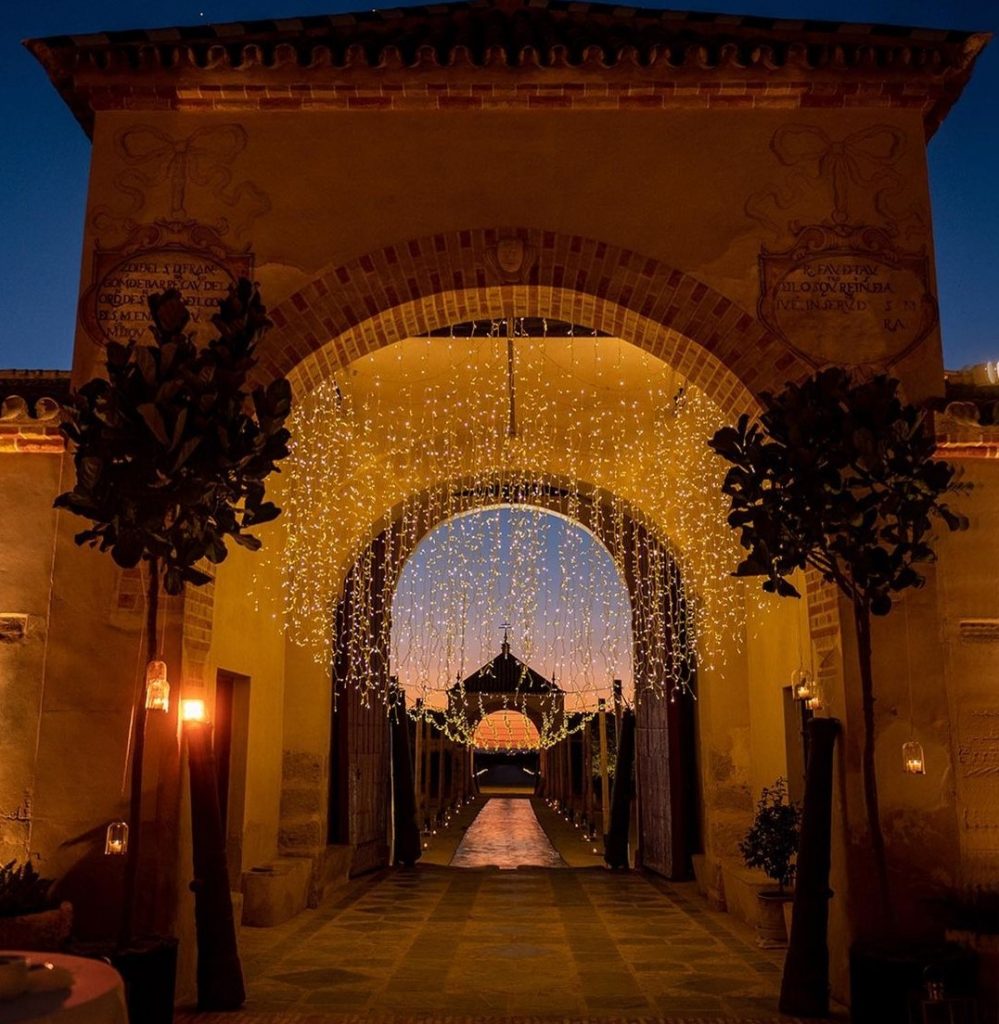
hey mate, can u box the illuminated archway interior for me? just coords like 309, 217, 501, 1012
277, 322, 761, 735
388, 504, 637, 748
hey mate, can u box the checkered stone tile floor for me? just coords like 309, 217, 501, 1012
177, 864, 815, 1022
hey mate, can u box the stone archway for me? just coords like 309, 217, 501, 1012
258, 227, 813, 414
328, 476, 700, 879
266, 243, 845, 889
258, 228, 841, 714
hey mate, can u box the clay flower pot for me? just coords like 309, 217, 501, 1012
0, 901, 72, 951
782, 896, 794, 940
756, 889, 793, 949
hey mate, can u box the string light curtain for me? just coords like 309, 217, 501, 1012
275, 327, 753, 746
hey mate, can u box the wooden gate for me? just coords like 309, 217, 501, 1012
636, 688, 698, 879
329, 537, 392, 877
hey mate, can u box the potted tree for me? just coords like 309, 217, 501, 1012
55, 279, 290, 1019
709, 368, 966, 1018
0, 860, 72, 951
739, 778, 800, 948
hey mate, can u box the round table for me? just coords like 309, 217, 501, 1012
0, 953, 127, 1024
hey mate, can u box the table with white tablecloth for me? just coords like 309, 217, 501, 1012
0, 953, 127, 1024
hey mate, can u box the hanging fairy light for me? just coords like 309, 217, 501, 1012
144, 660, 170, 712
269, 328, 754, 746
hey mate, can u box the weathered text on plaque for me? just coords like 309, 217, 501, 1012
758, 225, 937, 367
80, 221, 253, 347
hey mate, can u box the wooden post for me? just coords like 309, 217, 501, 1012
598, 698, 611, 835
389, 682, 421, 866
604, 708, 635, 869
561, 739, 570, 808
565, 731, 575, 819
423, 719, 432, 825
433, 723, 444, 821
413, 703, 424, 828
584, 718, 594, 830
186, 719, 245, 1010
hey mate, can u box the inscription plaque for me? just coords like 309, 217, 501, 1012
759, 225, 937, 367
81, 221, 253, 347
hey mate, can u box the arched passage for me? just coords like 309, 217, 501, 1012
328, 478, 699, 878
268, 250, 844, 893
258, 227, 813, 415
260, 230, 843, 719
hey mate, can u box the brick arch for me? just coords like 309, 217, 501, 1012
260, 227, 813, 416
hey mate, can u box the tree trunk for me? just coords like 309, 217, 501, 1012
779, 716, 840, 1017
121, 556, 158, 947
853, 598, 893, 930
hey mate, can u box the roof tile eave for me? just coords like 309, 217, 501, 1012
22, 4, 990, 140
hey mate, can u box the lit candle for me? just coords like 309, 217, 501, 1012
104, 820, 129, 856
145, 660, 170, 713
902, 741, 926, 775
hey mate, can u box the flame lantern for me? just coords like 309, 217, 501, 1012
104, 820, 129, 856
144, 660, 170, 712
902, 740, 926, 775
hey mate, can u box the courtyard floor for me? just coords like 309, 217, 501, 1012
178, 797, 826, 1023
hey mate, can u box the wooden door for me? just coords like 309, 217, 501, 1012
636, 688, 698, 879
636, 690, 674, 876
328, 537, 392, 876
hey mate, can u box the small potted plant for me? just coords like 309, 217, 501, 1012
0, 859, 72, 951
739, 777, 801, 948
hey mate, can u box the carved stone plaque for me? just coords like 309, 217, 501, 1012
759, 225, 938, 367
81, 220, 253, 347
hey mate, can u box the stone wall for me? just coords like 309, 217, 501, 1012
0, 422, 63, 863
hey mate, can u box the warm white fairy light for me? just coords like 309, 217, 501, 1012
272, 329, 751, 747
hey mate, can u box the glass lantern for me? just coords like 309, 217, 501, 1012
791, 668, 813, 701
104, 820, 129, 856
144, 660, 170, 712
805, 681, 824, 711
903, 740, 926, 775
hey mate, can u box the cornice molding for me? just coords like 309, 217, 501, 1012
25, 0, 990, 137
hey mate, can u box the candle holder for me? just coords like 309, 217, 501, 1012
902, 740, 926, 775
791, 668, 813, 701
145, 661, 170, 712
104, 820, 129, 856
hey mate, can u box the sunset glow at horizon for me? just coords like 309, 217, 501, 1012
391, 506, 635, 717
473, 710, 542, 751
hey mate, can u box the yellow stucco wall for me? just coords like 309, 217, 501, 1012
0, 452, 63, 863
3, 80, 983, 1007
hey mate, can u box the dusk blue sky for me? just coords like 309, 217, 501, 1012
3, 0, 997, 370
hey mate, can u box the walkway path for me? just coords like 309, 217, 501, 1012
207, 867, 808, 1023
450, 798, 564, 868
